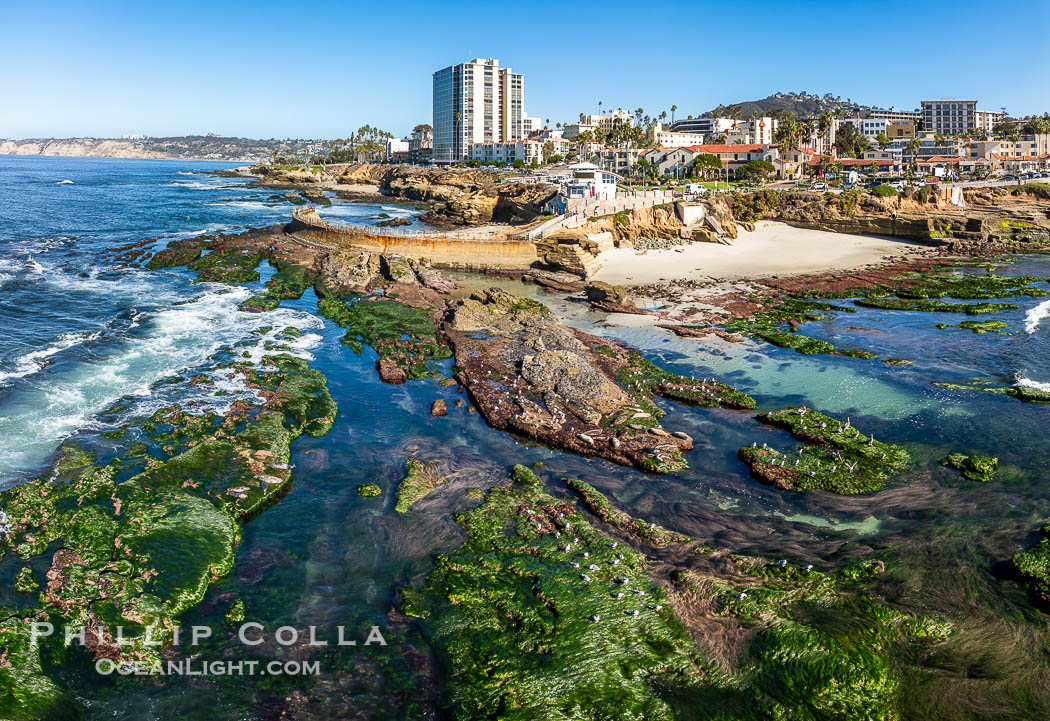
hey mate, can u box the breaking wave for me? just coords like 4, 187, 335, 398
1016, 375, 1050, 393
0, 285, 323, 479
0, 330, 104, 385
1024, 298, 1050, 334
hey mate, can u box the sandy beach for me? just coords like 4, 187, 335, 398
591, 220, 931, 285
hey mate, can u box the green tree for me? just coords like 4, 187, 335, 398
868, 161, 880, 177
834, 123, 867, 158
818, 111, 834, 137
1023, 115, 1050, 135
773, 117, 801, 151
670, 104, 678, 123
875, 132, 891, 149
541, 141, 554, 164
513, 159, 524, 169
691, 153, 722, 179
736, 159, 776, 185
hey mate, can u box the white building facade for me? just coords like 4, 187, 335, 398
433, 58, 525, 164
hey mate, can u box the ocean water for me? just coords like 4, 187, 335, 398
2, 156, 1050, 718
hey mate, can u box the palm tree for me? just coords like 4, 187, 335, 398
670, 104, 677, 123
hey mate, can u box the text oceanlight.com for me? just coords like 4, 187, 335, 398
96, 658, 323, 677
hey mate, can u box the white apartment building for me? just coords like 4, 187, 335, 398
653, 124, 706, 148
723, 118, 779, 145
921, 99, 1004, 136
867, 107, 921, 123
522, 114, 539, 137
669, 117, 736, 136
433, 58, 525, 164
385, 138, 410, 155
859, 117, 887, 138
563, 109, 634, 139
975, 109, 1005, 134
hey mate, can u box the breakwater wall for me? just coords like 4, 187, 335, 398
288, 207, 539, 271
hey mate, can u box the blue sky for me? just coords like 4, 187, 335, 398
2, 0, 1048, 139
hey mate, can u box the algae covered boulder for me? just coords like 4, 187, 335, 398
357, 483, 382, 498
940, 452, 998, 482
740, 407, 910, 494
1013, 523, 1050, 609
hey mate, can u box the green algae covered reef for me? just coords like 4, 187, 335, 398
404, 464, 949, 720
940, 453, 999, 482
739, 407, 910, 494
0, 354, 336, 718
934, 381, 1050, 405
854, 297, 1019, 315
1013, 523, 1050, 609
240, 259, 313, 312
709, 264, 1049, 360
566, 478, 691, 547
614, 349, 756, 412
318, 296, 451, 382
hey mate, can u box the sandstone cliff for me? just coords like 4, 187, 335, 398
240, 163, 559, 227
733, 186, 1050, 249
0, 139, 170, 159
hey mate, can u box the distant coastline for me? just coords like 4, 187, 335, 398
0, 135, 322, 163
0, 152, 251, 163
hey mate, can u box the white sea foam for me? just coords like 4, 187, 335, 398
1016, 375, 1050, 393
0, 285, 322, 478
54, 179, 74, 185
0, 330, 104, 385
170, 180, 245, 191
158, 223, 238, 240
1024, 298, 1050, 334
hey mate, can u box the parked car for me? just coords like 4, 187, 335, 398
1001, 174, 1017, 182
888, 181, 907, 192
811, 182, 828, 191
842, 182, 856, 190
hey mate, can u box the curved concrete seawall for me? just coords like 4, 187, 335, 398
288, 207, 539, 271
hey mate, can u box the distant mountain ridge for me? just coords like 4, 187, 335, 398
703, 92, 876, 119
0, 135, 326, 162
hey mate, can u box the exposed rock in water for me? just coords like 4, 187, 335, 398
377, 357, 408, 384
430, 399, 448, 417
317, 248, 380, 295
584, 281, 650, 315
444, 287, 753, 473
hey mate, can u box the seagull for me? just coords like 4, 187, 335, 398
737, 592, 748, 600
590, 615, 600, 622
